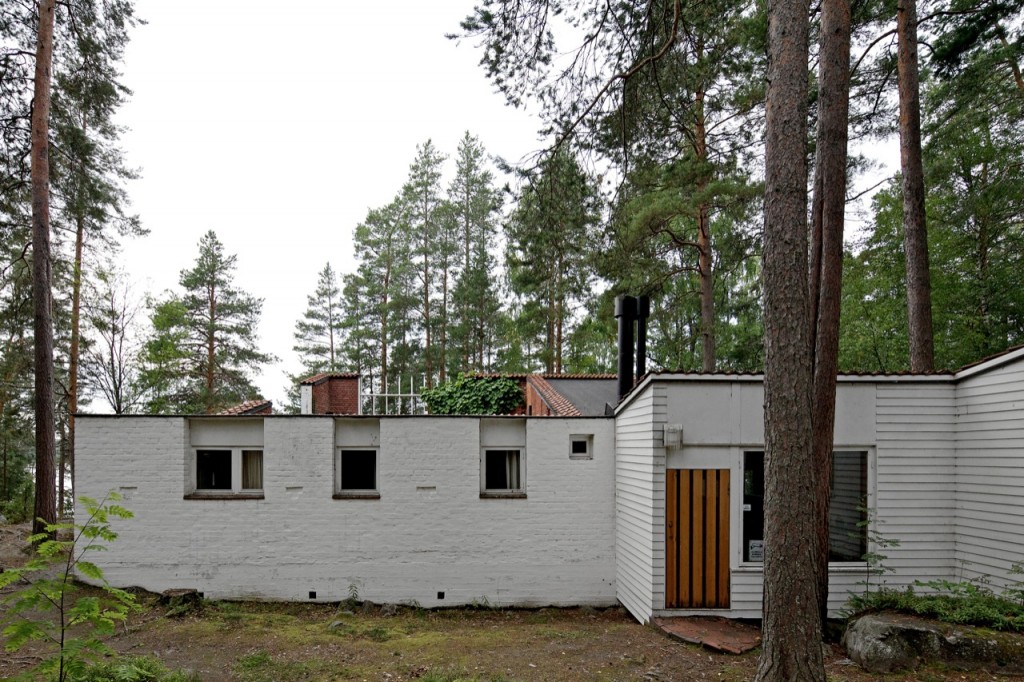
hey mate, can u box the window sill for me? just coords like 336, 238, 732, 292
184, 492, 264, 500
736, 562, 869, 573
480, 492, 527, 499
333, 492, 381, 500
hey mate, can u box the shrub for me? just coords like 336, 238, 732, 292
421, 374, 523, 415
0, 493, 138, 681
846, 580, 1024, 632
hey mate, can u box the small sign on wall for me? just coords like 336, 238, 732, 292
749, 540, 764, 562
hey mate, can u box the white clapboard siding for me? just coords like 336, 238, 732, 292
615, 382, 667, 624
723, 567, 869, 618
874, 383, 958, 589
955, 356, 1024, 588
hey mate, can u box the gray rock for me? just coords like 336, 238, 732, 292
845, 613, 941, 672
844, 612, 1024, 674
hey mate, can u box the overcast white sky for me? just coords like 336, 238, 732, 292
111, 1, 899, 412
115, 1, 543, 407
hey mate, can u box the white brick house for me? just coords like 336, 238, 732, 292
76, 347, 1024, 623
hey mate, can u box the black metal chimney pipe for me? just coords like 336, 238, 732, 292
636, 295, 650, 379
615, 295, 637, 401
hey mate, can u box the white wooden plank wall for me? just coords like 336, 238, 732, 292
614, 383, 667, 623
875, 383, 958, 585
956, 361, 1024, 588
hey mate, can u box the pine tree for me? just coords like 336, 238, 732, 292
506, 150, 600, 374
346, 199, 418, 393
293, 262, 345, 375
140, 231, 274, 414
402, 141, 447, 387
448, 132, 502, 374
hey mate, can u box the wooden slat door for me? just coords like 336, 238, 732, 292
666, 469, 730, 609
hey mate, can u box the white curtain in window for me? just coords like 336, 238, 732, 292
506, 451, 520, 489
242, 450, 263, 490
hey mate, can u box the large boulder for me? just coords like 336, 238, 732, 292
844, 611, 1024, 674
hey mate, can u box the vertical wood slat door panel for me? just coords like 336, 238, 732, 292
665, 469, 730, 609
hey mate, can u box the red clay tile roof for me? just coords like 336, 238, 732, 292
216, 399, 273, 415
526, 375, 582, 417
299, 372, 360, 385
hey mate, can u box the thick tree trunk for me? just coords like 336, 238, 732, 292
755, 0, 824, 675
31, 0, 57, 537
897, 0, 934, 372
694, 59, 716, 373
809, 0, 852, 634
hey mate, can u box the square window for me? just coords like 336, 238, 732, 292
484, 449, 522, 491
569, 435, 593, 460
742, 450, 868, 563
340, 449, 377, 491
196, 450, 231, 490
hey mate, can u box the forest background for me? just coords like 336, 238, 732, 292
1, 0, 1022, 519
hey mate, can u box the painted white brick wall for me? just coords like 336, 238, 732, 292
76, 415, 616, 607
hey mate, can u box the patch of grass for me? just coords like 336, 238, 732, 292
417, 670, 511, 682
236, 650, 272, 670
364, 624, 394, 641
211, 601, 301, 631
536, 626, 589, 642
233, 650, 351, 682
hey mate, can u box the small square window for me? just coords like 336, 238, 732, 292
340, 450, 377, 490
484, 449, 523, 492
569, 435, 593, 460
335, 449, 379, 498
196, 450, 231, 490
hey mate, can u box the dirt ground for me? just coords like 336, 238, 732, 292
1, 523, 1021, 681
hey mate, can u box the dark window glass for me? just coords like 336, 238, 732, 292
743, 450, 868, 562
341, 450, 376, 490
197, 449, 231, 490
485, 449, 521, 490
571, 438, 589, 455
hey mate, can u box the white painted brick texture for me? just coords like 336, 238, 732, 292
76, 416, 616, 607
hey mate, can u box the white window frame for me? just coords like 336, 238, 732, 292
334, 447, 380, 499
739, 448, 871, 567
480, 447, 526, 498
569, 434, 593, 460
186, 447, 264, 499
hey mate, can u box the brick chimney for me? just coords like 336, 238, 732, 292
299, 373, 361, 415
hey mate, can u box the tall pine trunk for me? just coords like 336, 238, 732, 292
694, 52, 716, 373
898, 0, 934, 372
755, 0, 825, 674
31, 0, 57, 537
809, 0, 852, 634
66, 197, 86, 514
